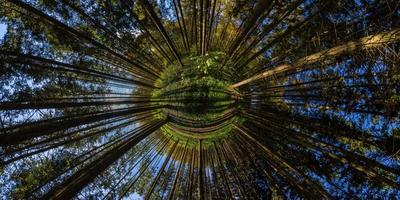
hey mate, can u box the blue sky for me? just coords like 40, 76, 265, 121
0, 23, 7, 39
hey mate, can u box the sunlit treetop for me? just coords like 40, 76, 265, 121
0, 0, 399, 199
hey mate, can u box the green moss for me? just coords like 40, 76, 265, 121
160, 115, 244, 149
151, 52, 244, 147
152, 51, 234, 120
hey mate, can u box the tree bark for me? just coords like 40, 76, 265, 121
231, 28, 400, 88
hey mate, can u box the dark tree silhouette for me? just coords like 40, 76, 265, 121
0, 0, 399, 199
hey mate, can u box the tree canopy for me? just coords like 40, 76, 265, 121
0, 0, 399, 199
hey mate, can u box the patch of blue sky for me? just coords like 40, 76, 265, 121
1, 76, 57, 127
122, 192, 144, 200
156, 0, 176, 21
307, 171, 345, 198
0, 23, 7, 41
290, 55, 400, 137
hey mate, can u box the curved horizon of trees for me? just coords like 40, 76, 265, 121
0, 0, 399, 199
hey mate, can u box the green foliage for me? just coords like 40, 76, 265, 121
152, 51, 233, 119
1, 0, 400, 199
10, 155, 72, 199
151, 52, 241, 144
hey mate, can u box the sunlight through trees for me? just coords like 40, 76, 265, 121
0, 0, 399, 199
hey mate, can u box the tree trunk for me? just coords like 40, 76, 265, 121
231, 28, 400, 88
41, 120, 166, 200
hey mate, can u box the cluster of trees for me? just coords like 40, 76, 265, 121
0, 0, 399, 199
